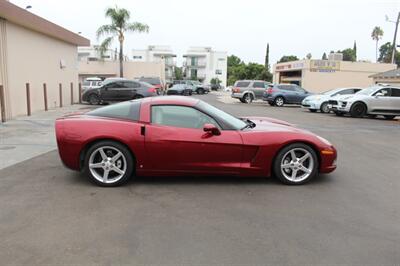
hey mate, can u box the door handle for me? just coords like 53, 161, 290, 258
140, 126, 146, 136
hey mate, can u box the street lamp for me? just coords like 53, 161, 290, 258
386, 12, 400, 64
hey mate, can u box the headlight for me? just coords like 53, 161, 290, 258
317, 136, 332, 146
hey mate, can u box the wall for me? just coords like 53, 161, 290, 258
78, 61, 165, 83
4, 21, 79, 118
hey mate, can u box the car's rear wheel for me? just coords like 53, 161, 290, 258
309, 109, 317, 113
274, 96, 285, 107
197, 88, 205, 95
384, 115, 396, 120
242, 93, 253, 104
320, 102, 329, 113
88, 94, 100, 105
273, 143, 318, 185
84, 141, 134, 187
350, 102, 367, 118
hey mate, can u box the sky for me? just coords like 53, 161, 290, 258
10, 0, 400, 66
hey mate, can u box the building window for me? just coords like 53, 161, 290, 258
215, 69, 222, 75
133, 56, 142, 59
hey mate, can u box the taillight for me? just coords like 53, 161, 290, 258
148, 87, 157, 93
232, 87, 240, 93
266, 88, 275, 94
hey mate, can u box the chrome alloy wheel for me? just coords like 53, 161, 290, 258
275, 97, 284, 106
280, 148, 314, 182
88, 146, 127, 184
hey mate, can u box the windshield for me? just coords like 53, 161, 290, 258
356, 87, 378, 96
197, 101, 246, 130
192, 81, 202, 85
322, 88, 341, 95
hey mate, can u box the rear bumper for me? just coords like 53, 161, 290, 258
231, 92, 245, 99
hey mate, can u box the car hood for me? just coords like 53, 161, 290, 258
243, 116, 312, 134
334, 94, 366, 102
303, 94, 329, 102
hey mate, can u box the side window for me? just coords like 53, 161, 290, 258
390, 88, 400, 97
253, 82, 265, 88
87, 101, 141, 121
374, 88, 391, 96
278, 85, 294, 91
340, 89, 354, 95
106, 82, 121, 89
151, 105, 219, 129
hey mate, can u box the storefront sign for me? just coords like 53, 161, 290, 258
310, 60, 340, 71
275, 62, 305, 71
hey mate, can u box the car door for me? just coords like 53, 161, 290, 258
252, 81, 266, 99
369, 88, 392, 112
100, 82, 123, 101
120, 81, 139, 100
278, 85, 296, 103
145, 105, 243, 175
387, 88, 400, 113
293, 86, 309, 104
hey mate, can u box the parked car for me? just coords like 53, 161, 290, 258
302, 87, 361, 113
82, 78, 158, 105
166, 84, 193, 96
263, 84, 311, 106
329, 85, 400, 120
173, 80, 209, 94
231, 80, 272, 103
210, 83, 221, 91
55, 96, 337, 187
82, 77, 102, 92
137, 76, 163, 92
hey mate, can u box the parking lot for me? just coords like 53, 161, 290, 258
0, 92, 399, 265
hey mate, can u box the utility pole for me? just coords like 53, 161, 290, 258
388, 12, 400, 64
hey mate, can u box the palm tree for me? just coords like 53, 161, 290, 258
97, 6, 149, 77
371, 26, 384, 62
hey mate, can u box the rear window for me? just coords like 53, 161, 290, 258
87, 101, 141, 121
253, 82, 265, 88
139, 77, 161, 85
235, 82, 250, 87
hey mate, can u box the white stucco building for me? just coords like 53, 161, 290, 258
131, 45, 176, 82
183, 47, 227, 87
78, 46, 118, 62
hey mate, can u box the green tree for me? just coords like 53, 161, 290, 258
97, 6, 149, 77
378, 42, 400, 66
306, 53, 312, 59
227, 55, 242, 67
353, 41, 357, 61
278, 55, 299, 63
210, 78, 221, 85
174, 67, 183, 80
337, 48, 356, 61
371, 26, 384, 62
322, 52, 328, 60
265, 43, 270, 71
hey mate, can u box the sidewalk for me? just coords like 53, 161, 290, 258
0, 104, 95, 170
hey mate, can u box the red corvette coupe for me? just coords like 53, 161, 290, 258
56, 96, 337, 186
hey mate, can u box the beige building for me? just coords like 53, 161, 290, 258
273, 59, 396, 93
0, 0, 89, 121
78, 61, 166, 84
369, 68, 400, 87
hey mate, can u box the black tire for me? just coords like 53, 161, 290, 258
197, 88, 205, 95
242, 93, 253, 104
309, 109, 317, 113
334, 111, 344, 116
268, 102, 275, 106
383, 115, 396, 120
350, 102, 367, 118
320, 102, 330, 113
274, 96, 285, 107
84, 140, 134, 187
88, 94, 100, 105
239, 98, 246, 103
273, 143, 319, 185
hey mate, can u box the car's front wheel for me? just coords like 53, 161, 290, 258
88, 94, 100, 105
84, 141, 134, 187
350, 102, 367, 118
197, 88, 205, 94
274, 96, 285, 107
273, 143, 318, 185
320, 102, 330, 113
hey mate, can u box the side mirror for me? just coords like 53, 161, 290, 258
375, 92, 384, 97
203, 123, 221, 136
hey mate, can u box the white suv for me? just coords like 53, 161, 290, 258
330, 85, 400, 120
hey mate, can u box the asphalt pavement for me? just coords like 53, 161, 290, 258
0, 92, 399, 265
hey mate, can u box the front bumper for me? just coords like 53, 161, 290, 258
301, 100, 321, 110
319, 146, 337, 173
328, 102, 351, 112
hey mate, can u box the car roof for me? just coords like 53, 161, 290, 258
139, 96, 200, 106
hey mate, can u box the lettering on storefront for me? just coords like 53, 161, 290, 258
310, 60, 340, 73
275, 62, 304, 71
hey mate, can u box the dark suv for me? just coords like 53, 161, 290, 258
82, 78, 158, 105
263, 84, 311, 106
231, 80, 272, 103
